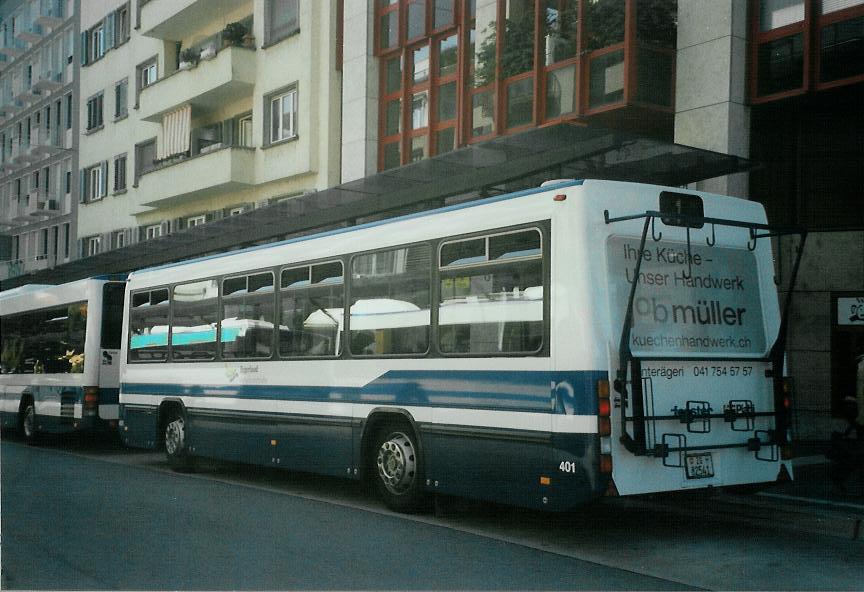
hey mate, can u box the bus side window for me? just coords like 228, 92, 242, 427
221, 272, 275, 360
279, 261, 344, 358
439, 228, 544, 356
128, 289, 169, 362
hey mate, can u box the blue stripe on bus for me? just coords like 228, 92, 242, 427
132, 180, 585, 277
130, 327, 241, 349
122, 369, 605, 415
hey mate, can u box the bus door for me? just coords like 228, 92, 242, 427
602, 208, 806, 494
98, 282, 125, 421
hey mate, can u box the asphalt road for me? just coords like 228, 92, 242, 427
1, 436, 690, 591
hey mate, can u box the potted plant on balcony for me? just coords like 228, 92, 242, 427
222, 22, 246, 48
179, 47, 200, 70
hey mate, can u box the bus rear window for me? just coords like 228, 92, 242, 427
101, 283, 125, 350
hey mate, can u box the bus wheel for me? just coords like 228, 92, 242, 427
372, 425, 427, 513
19, 401, 38, 445
164, 409, 193, 471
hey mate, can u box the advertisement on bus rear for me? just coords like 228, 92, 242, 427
606, 236, 767, 356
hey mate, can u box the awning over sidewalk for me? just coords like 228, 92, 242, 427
1, 123, 752, 290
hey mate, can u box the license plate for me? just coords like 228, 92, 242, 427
685, 453, 714, 479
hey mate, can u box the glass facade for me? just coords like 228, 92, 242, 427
376, 0, 677, 170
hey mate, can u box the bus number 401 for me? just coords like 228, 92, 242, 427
559, 461, 577, 473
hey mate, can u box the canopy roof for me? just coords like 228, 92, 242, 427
1, 123, 752, 290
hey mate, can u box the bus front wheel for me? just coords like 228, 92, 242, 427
164, 408, 193, 471
371, 425, 428, 513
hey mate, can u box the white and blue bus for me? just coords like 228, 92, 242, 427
0, 277, 127, 441
117, 180, 805, 512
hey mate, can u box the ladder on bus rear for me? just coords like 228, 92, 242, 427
603, 206, 807, 464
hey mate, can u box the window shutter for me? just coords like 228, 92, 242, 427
171, 217, 184, 233
105, 13, 116, 50
160, 220, 170, 235
77, 238, 84, 258
100, 161, 108, 196
78, 170, 86, 202
80, 32, 89, 65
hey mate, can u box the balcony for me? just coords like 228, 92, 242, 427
16, 28, 42, 45
138, 145, 255, 207
0, 46, 24, 59
141, 0, 252, 41
31, 199, 60, 218
30, 128, 62, 156
32, 72, 62, 93
139, 45, 256, 122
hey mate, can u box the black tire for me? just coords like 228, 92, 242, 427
370, 424, 428, 513
163, 407, 193, 471
18, 399, 39, 445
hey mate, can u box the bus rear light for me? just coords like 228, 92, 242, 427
600, 454, 613, 474
597, 379, 610, 399
782, 378, 792, 410
598, 398, 611, 418
83, 387, 99, 417
599, 417, 612, 437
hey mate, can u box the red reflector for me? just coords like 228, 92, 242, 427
783, 397, 791, 410
83, 387, 99, 408
553, 194, 567, 202
604, 478, 619, 497
600, 454, 613, 474
598, 417, 612, 436
598, 398, 611, 417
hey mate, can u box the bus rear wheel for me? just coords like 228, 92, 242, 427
19, 400, 38, 445
164, 408, 193, 471
371, 425, 428, 513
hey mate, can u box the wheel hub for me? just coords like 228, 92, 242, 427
376, 432, 416, 495
165, 418, 185, 455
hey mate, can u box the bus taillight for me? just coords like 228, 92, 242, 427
598, 379, 613, 471
782, 378, 792, 410
83, 387, 99, 417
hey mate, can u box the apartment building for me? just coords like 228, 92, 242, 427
0, 0, 79, 280
76, 0, 342, 255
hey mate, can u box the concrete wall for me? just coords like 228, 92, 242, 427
674, 0, 749, 198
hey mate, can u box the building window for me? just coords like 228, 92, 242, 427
116, 4, 131, 45
114, 154, 127, 192
90, 24, 105, 62
84, 162, 107, 202
267, 86, 298, 144
228, 206, 245, 216
186, 214, 206, 228
63, 223, 70, 258
135, 138, 157, 182
115, 78, 128, 119
751, 0, 864, 101
266, 0, 299, 45
136, 57, 158, 106
145, 224, 162, 239
65, 93, 73, 129
86, 93, 104, 131
87, 236, 101, 256
238, 114, 253, 147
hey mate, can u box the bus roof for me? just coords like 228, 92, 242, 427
130, 179, 586, 279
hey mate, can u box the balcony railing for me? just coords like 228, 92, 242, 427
138, 144, 255, 207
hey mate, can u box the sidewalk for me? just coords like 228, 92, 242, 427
707, 441, 864, 540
